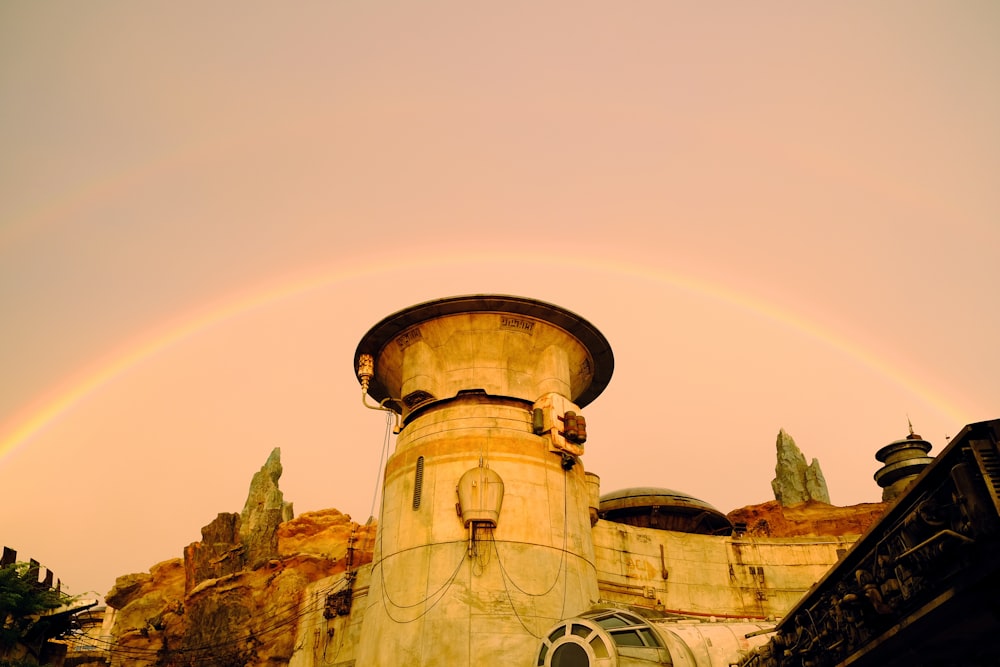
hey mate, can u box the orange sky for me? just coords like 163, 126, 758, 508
2, 2, 998, 600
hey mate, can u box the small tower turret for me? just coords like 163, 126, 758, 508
874, 421, 934, 502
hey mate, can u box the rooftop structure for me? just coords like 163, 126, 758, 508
598, 487, 733, 535
873, 424, 935, 502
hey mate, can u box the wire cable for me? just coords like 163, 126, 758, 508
491, 464, 574, 639
368, 410, 394, 522
378, 542, 467, 624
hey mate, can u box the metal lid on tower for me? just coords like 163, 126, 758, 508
354, 294, 614, 420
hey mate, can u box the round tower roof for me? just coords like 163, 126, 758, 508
874, 435, 933, 462
354, 294, 614, 408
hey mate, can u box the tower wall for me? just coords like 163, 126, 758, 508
354, 298, 612, 666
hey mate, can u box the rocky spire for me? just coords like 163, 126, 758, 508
240, 447, 295, 568
184, 448, 295, 589
771, 429, 830, 505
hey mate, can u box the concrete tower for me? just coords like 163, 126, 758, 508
353, 296, 613, 666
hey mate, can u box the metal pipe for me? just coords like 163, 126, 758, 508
358, 354, 402, 433
896, 529, 974, 561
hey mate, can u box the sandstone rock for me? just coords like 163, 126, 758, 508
179, 554, 348, 665
182, 577, 256, 663
106, 571, 152, 609
728, 499, 887, 538
240, 448, 295, 569
105, 559, 185, 667
770, 429, 831, 505
183, 450, 296, 590
102, 452, 381, 667
277, 508, 362, 558
202, 511, 241, 544
184, 512, 244, 591
104, 511, 373, 667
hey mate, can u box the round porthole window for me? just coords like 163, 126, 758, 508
535, 620, 616, 667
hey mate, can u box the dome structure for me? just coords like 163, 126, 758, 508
598, 487, 733, 535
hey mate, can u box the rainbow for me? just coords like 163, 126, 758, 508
0, 252, 974, 462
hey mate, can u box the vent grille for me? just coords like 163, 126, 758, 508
413, 456, 424, 510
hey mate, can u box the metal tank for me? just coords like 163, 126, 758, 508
353, 295, 613, 666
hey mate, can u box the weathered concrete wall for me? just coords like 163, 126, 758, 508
288, 566, 370, 667
592, 519, 857, 619
356, 397, 599, 667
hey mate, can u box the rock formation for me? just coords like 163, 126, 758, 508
770, 429, 830, 505
183, 511, 242, 588
240, 447, 295, 569
183, 448, 295, 591
103, 448, 375, 667
105, 510, 374, 667
104, 558, 186, 664
727, 500, 886, 538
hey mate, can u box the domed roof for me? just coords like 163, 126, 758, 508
599, 487, 732, 535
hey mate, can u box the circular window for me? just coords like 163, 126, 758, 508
551, 642, 588, 667
535, 620, 616, 667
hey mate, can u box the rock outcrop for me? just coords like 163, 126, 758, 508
183, 448, 295, 591
105, 514, 375, 667
239, 448, 294, 569
104, 558, 186, 661
770, 429, 830, 505
183, 511, 242, 588
727, 499, 886, 538
103, 448, 376, 667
